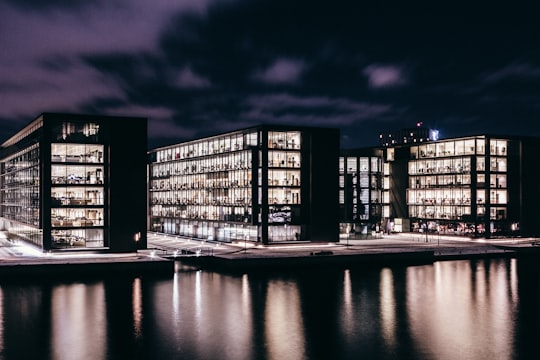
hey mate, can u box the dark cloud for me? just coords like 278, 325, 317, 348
153, 0, 540, 147
1, 0, 540, 149
252, 58, 306, 85
38, 55, 76, 72
3, 0, 105, 12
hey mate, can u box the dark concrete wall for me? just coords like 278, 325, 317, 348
307, 128, 340, 242
108, 117, 148, 252
519, 138, 540, 237
390, 146, 410, 220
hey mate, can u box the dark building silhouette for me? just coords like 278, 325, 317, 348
379, 122, 438, 147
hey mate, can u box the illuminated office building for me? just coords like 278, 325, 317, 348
339, 147, 384, 238
0, 113, 148, 252
383, 135, 540, 238
148, 125, 339, 244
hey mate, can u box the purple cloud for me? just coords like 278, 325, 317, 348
174, 66, 212, 89
242, 93, 397, 126
252, 58, 306, 85
0, 0, 212, 120
482, 63, 540, 83
363, 64, 407, 89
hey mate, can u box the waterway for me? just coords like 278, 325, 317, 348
0, 257, 539, 360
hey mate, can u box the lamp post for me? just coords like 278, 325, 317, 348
134, 232, 141, 250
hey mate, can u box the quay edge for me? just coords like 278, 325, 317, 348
174, 246, 530, 273
176, 250, 436, 272
0, 257, 174, 281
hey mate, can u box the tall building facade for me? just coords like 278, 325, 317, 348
0, 113, 148, 252
339, 147, 384, 238
381, 135, 540, 238
148, 125, 339, 244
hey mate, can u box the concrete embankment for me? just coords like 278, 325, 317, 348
177, 249, 436, 272
3, 234, 537, 278
176, 244, 529, 272
148, 232, 540, 273
432, 246, 516, 261
0, 256, 174, 280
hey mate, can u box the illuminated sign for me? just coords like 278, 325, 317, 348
269, 206, 291, 223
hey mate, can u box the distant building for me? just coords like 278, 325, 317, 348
0, 113, 148, 252
148, 125, 340, 244
379, 122, 439, 147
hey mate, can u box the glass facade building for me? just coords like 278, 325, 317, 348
380, 135, 540, 238
0, 113, 148, 252
339, 148, 384, 238
148, 125, 339, 244
5, 112, 536, 252
405, 136, 508, 235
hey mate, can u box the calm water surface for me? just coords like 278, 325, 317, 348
1, 257, 539, 360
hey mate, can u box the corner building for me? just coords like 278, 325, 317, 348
0, 113, 148, 252
148, 125, 339, 244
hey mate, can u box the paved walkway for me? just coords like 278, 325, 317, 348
144, 231, 540, 260
1, 231, 537, 264
0, 231, 169, 269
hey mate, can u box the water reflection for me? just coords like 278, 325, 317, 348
51, 283, 107, 359
132, 278, 143, 340
0, 288, 3, 356
341, 269, 353, 336
265, 279, 305, 360
150, 271, 255, 360
0, 258, 538, 359
406, 259, 517, 360
380, 268, 396, 351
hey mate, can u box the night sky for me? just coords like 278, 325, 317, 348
1, 0, 538, 149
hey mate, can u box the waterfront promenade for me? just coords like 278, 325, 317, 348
144, 231, 540, 271
0, 231, 538, 276
0, 232, 173, 278
144, 231, 535, 258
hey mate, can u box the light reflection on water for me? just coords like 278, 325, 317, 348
379, 268, 396, 351
406, 260, 517, 360
1, 257, 539, 359
50, 283, 107, 360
